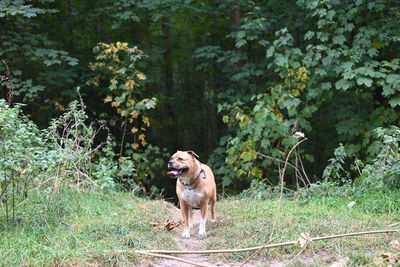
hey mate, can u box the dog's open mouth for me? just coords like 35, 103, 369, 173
167, 166, 189, 177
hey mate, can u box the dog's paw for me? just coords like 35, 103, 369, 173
198, 229, 207, 237
181, 231, 191, 239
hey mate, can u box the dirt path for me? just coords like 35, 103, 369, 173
141, 207, 335, 267
146, 207, 244, 267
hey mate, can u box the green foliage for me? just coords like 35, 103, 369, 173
92, 139, 120, 192
239, 179, 288, 200
208, 0, 400, 194
0, 98, 93, 223
90, 42, 156, 150
212, 66, 311, 189
322, 144, 351, 181
129, 145, 169, 195
0, 0, 78, 101
322, 126, 400, 190
0, 99, 49, 223
0, 97, 138, 224
356, 126, 400, 190
1, 0, 400, 198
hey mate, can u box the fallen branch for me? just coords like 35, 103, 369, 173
135, 251, 214, 267
239, 246, 264, 267
132, 228, 399, 255
106, 227, 400, 267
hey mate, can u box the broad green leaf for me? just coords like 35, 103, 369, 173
356, 77, 373, 87
335, 79, 352, 90
389, 97, 400, 107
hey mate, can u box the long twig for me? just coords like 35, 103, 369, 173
280, 138, 308, 199
257, 152, 307, 184
239, 246, 263, 267
135, 251, 215, 267
106, 228, 400, 267
130, 228, 399, 255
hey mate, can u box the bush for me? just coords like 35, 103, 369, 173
322, 126, 400, 191
356, 127, 400, 190
0, 99, 50, 223
0, 99, 118, 225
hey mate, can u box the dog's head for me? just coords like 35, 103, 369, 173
167, 150, 199, 178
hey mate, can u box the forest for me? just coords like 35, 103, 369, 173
0, 0, 400, 265
2, 0, 400, 198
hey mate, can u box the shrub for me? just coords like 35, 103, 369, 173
356, 126, 400, 190
0, 99, 114, 225
0, 99, 49, 223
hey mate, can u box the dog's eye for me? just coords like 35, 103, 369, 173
178, 157, 184, 161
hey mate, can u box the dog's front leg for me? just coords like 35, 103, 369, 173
198, 201, 208, 236
180, 201, 191, 238
188, 206, 193, 229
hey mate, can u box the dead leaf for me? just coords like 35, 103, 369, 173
373, 252, 399, 266
298, 232, 312, 248
166, 220, 182, 230
152, 220, 182, 231
390, 240, 400, 251
103, 96, 112, 103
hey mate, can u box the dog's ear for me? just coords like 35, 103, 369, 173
187, 150, 199, 159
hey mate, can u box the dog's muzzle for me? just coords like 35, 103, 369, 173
167, 161, 189, 177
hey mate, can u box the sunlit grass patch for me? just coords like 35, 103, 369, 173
206, 190, 400, 265
0, 190, 177, 266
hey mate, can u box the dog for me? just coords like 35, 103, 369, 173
167, 150, 216, 238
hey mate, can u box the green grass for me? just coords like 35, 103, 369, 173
0, 190, 177, 266
206, 190, 400, 265
1, 189, 399, 266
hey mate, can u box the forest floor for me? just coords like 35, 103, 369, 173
1, 190, 399, 266
140, 191, 400, 267
146, 207, 251, 267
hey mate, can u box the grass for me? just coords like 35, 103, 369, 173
206, 190, 400, 266
0, 189, 399, 266
0, 190, 178, 266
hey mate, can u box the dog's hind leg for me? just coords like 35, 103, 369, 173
210, 189, 217, 221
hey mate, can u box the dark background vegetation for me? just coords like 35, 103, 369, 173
1, 0, 400, 199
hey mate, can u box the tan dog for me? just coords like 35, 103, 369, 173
167, 150, 216, 238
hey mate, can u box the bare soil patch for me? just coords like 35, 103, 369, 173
141, 207, 248, 267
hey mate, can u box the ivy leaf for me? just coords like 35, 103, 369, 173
236, 31, 246, 39
367, 48, 378, 57
386, 74, 400, 84
236, 39, 247, 48
335, 79, 352, 90
304, 31, 315, 40
332, 35, 346, 45
344, 23, 354, 32
382, 84, 395, 96
389, 97, 400, 108
356, 77, 373, 87
266, 46, 275, 58
275, 54, 288, 66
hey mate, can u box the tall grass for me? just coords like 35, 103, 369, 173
0, 190, 177, 266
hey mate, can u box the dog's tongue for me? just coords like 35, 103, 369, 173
167, 170, 179, 176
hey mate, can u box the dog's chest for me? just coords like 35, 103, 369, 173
181, 189, 204, 207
